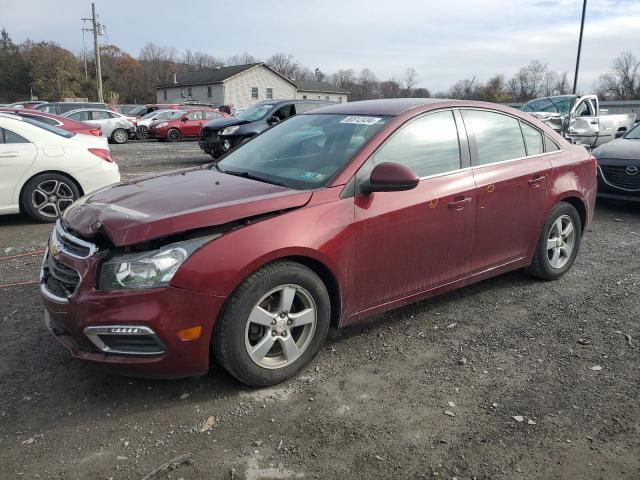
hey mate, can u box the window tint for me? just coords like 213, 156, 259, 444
463, 110, 526, 165
520, 122, 544, 156
274, 104, 296, 120
544, 135, 560, 152
371, 110, 461, 177
20, 114, 58, 126
2, 128, 30, 144
92, 111, 111, 120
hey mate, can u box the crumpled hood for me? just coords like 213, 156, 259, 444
201, 117, 248, 133
62, 168, 312, 246
593, 138, 640, 161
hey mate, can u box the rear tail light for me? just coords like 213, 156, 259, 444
89, 128, 102, 136
88, 148, 113, 163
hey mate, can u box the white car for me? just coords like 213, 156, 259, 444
0, 113, 120, 222
62, 108, 136, 144
135, 109, 182, 139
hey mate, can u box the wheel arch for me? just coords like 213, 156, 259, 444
557, 195, 587, 233
17, 170, 84, 212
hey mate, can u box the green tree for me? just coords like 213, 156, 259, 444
0, 28, 31, 101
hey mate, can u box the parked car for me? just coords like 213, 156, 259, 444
127, 104, 183, 118
35, 102, 109, 115
136, 109, 188, 139
40, 99, 596, 385
147, 108, 228, 142
199, 99, 333, 158
0, 108, 102, 136
62, 108, 136, 144
592, 121, 640, 201
522, 94, 636, 148
0, 113, 119, 222
8, 100, 48, 109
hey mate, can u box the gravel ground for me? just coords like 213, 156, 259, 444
0, 140, 639, 479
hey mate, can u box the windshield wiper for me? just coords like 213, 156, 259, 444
222, 169, 287, 187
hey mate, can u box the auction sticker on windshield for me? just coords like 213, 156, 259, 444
340, 116, 382, 125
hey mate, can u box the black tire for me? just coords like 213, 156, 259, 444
111, 128, 128, 144
136, 126, 148, 139
167, 128, 182, 142
213, 261, 331, 387
526, 202, 582, 280
21, 173, 80, 223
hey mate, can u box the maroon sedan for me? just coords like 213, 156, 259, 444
0, 108, 102, 136
41, 99, 596, 386
147, 108, 230, 142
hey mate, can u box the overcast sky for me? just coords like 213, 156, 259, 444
3, 0, 638, 92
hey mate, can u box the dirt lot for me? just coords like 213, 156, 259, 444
0, 140, 639, 480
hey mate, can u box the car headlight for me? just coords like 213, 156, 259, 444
156, 122, 168, 129
220, 126, 240, 136
98, 236, 218, 290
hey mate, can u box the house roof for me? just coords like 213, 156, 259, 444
157, 63, 296, 88
295, 80, 349, 94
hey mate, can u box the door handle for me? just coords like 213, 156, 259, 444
528, 175, 547, 187
447, 196, 472, 210
0, 152, 18, 158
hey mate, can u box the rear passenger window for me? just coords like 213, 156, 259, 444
520, 122, 544, 156
2, 128, 29, 144
544, 135, 560, 152
463, 110, 526, 165
371, 110, 461, 177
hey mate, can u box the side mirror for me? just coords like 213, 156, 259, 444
362, 162, 419, 194
615, 131, 626, 139
267, 116, 280, 124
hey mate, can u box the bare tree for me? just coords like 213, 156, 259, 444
404, 67, 418, 95
379, 79, 402, 98
266, 53, 299, 79
594, 51, 640, 100
226, 52, 259, 66
182, 49, 223, 71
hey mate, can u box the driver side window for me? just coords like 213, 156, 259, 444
186, 111, 203, 120
273, 104, 296, 121
575, 100, 594, 117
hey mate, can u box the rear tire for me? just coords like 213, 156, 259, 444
111, 128, 128, 144
167, 128, 182, 142
213, 261, 330, 387
21, 173, 80, 223
526, 202, 582, 280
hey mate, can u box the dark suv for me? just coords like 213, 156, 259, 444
199, 99, 333, 158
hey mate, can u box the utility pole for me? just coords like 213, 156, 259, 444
82, 3, 104, 102
573, 0, 587, 95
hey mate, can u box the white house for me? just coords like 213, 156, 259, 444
156, 63, 349, 108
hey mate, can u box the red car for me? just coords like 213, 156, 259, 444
0, 108, 102, 136
147, 108, 229, 142
41, 99, 597, 386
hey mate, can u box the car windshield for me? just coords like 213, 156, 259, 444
236, 104, 275, 122
522, 96, 574, 114
22, 117, 74, 138
128, 106, 147, 116
216, 114, 391, 189
624, 122, 640, 139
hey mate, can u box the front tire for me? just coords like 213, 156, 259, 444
21, 173, 80, 223
526, 202, 582, 280
213, 261, 330, 387
167, 128, 182, 142
111, 128, 128, 144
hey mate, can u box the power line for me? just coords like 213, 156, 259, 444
82, 2, 104, 102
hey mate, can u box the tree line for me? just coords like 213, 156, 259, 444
0, 28, 638, 104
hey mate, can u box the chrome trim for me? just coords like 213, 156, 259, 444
52, 220, 98, 259
598, 164, 640, 192
83, 325, 165, 356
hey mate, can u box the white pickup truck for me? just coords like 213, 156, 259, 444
521, 94, 636, 148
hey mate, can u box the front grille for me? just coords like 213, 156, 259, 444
600, 166, 640, 190
43, 254, 80, 298
55, 222, 96, 258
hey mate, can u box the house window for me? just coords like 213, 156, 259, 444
207, 86, 212, 98
163, 90, 167, 100
188, 87, 192, 98
325, 96, 330, 100
338, 96, 342, 103
251, 87, 258, 99
302, 95, 307, 99
266, 88, 273, 100
316, 96, 321, 100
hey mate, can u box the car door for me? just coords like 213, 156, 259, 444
183, 111, 204, 137
0, 127, 38, 209
461, 109, 552, 273
353, 110, 476, 313
567, 95, 600, 147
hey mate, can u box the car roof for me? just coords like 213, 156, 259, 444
307, 98, 449, 116
64, 108, 118, 115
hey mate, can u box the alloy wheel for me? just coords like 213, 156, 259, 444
113, 129, 128, 143
244, 284, 317, 369
546, 214, 576, 269
31, 179, 75, 218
